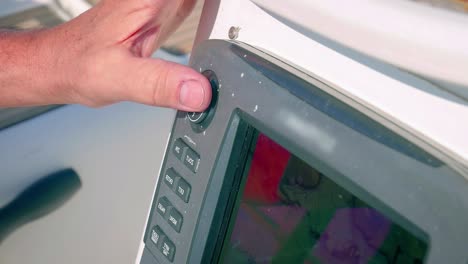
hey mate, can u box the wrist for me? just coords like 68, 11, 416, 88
29, 28, 72, 104
0, 29, 71, 106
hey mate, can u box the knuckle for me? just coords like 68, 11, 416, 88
178, 0, 197, 18
145, 61, 175, 107
80, 95, 108, 108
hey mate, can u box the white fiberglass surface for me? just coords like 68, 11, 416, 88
198, 0, 468, 166
251, 0, 468, 87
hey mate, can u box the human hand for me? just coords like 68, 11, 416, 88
0, 0, 211, 110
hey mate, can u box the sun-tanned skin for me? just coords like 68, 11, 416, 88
0, 0, 211, 111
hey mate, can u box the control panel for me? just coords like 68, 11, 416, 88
139, 68, 223, 263
138, 40, 468, 264
145, 137, 200, 262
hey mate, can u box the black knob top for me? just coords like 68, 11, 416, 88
187, 111, 207, 124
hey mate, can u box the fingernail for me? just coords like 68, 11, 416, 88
179, 80, 205, 109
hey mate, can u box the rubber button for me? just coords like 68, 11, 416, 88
172, 139, 187, 160
150, 226, 165, 248
160, 237, 176, 262
183, 148, 200, 173
164, 169, 179, 190
167, 208, 183, 233
156, 197, 171, 218
176, 178, 191, 203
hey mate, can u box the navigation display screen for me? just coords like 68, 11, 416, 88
219, 133, 428, 263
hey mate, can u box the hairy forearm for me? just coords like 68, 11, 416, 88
0, 29, 63, 107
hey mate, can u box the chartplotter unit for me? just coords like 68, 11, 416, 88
136, 0, 468, 263
135, 40, 468, 264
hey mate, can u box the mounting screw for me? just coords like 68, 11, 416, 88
228, 26, 240, 40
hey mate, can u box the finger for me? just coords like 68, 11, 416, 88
155, 0, 197, 47
119, 56, 211, 111
126, 0, 197, 56
80, 0, 172, 46
87, 0, 196, 57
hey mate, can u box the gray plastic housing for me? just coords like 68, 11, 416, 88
140, 40, 468, 264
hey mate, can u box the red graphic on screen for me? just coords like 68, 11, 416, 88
243, 134, 291, 204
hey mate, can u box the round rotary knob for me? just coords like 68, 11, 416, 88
187, 70, 218, 127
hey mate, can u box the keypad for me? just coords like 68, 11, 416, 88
149, 138, 200, 263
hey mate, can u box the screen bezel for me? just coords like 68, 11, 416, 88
148, 40, 468, 264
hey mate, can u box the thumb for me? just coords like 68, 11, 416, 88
120, 57, 212, 111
